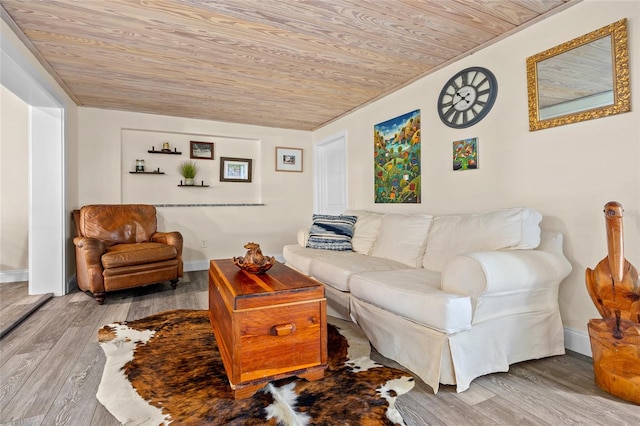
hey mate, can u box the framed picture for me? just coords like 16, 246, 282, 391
220, 157, 252, 182
275, 147, 303, 172
452, 137, 478, 171
190, 141, 214, 160
374, 110, 421, 203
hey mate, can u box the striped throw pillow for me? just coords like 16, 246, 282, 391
306, 214, 357, 251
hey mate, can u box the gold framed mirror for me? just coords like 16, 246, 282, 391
526, 18, 630, 131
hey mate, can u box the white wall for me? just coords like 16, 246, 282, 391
0, 86, 29, 276
77, 108, 313, 268
313, 0, 640, 352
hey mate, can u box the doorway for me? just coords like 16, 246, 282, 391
314, 131, 347, 215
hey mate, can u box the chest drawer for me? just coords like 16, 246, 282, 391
236, 301, 323, 383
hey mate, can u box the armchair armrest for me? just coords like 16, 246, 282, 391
152, 231, 184, 276
151, 231, 183, 254
441, 243, 572, 324
73, 236, 107, 293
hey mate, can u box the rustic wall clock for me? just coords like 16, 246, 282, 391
437, 67, 498, 128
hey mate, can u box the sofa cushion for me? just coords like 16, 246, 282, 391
349, 269, 472, 334
101, 242, 177, 269
309, 254, 409, 292
343, 210, 384, 255
370, 213, 433, 267
423, 208, 542, 271
283, 244, 347, 275
306, 214, 357, 251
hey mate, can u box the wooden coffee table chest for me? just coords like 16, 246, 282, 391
208, 259, 327, 399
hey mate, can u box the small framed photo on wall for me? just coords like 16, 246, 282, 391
452, 137, 478, 171
220, 157, 252, 182
190, 141, 214, 160
275, 147, 303, 172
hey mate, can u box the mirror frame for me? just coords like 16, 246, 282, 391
526, 18, 630, 131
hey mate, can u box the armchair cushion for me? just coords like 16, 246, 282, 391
101, 242, 178, 269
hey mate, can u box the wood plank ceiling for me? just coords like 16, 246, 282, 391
1, 0, 574, 130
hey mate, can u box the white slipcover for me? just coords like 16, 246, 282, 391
282, 208, 572, 393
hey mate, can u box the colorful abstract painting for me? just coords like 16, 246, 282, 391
452, 137, 478, 171
374, 110, 421, 203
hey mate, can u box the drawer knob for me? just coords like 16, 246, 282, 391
271, 323, 296, 336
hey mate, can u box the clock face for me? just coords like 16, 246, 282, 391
437, 67, 498, 128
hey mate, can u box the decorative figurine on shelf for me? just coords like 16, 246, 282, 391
585, 201, 640, 405
135, 159, 145, 172
233, 242, 276, 274
162, 141, 171, 152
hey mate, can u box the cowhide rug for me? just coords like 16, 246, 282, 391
97, 309, 415, 425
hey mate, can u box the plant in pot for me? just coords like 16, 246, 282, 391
178, 160, 199, 186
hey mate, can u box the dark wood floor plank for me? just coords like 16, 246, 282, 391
0, 290, 53, 338
0, 282, 28, 307
0, 296, 69, 367
40, 338, 105, 425
0, 293, 105, 421
0, 350, 48, 415
478, 368, 616, 426
471, 394, 548, 425
507, 359, 640, 423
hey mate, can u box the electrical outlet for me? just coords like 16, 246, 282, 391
200, 240, 207, 248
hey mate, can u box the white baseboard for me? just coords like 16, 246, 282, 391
564, 327, 592, 357
184, 259, 210, 272
0, 269, 29, 283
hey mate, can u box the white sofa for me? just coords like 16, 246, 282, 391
283, 207, 572, 393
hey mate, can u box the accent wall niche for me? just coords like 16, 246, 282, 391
121, 129, 261, 205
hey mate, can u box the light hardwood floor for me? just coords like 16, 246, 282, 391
1, 271, 638, 425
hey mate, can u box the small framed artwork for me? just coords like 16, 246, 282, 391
220, 157, 252, 182
190, 141, 214, 160
452, 137, 478, 171
275, 147, 303, 172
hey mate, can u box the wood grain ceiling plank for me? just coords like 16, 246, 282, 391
508, 0, 569, 15
335, 0, 484, 52
42, 46, 389, 106
460, 0, 550, 25
196, 0, 468, 62
75, 90, 327, 130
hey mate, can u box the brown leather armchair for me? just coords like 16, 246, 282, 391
72, 204, 183, 304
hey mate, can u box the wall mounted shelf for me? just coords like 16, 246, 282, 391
178, 181, 209, 187
129, 170, 164, 174
148, 148, 182, 155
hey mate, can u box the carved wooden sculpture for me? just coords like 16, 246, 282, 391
585, 201, 640, 404
233, 242, 276, 274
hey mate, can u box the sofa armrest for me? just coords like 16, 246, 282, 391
73, 236, 107, 293
441, 243, 572, 324
297, 228, 309, 247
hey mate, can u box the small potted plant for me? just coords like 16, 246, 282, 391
178, 160, 199, 185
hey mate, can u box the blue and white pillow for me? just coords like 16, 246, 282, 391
306, 214, 357, 251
